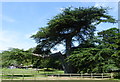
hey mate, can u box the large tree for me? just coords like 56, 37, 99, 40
31, 6, 115, 73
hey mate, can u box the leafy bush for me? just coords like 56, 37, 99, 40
113, 73, 120, 79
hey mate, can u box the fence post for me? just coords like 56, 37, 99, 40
81, 73, 82, 78
91, 73, 93, 78
11, 73, 13, 81
102, 73, 103, 79
34, 73, 36, 80
111, 73, 113, 78
12, 73, 13, 80
1, 72, 3, 80
22, 71, 24, 80
58, 74, 60, 77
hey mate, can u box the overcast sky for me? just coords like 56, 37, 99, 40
0, 2, 118, 52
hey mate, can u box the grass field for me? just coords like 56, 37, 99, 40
1, 68, 120, 82
2, 68, 64, 74
1, 80, 120, 82
2, 68, 64, 79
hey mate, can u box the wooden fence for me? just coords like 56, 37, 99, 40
46, 73, 113, 78
1, 72, 113, 80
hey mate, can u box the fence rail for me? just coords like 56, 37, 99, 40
1, 72, 113, 80
46, 73, 113, 78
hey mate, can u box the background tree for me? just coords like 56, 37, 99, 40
97, 28, 119, 49
67, 27, 120, 73
98, 28, 120, 68
32, 56, 62, 70
1, 48, 33, 67
31, 6, 115, 73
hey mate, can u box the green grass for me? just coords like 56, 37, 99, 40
1, 68, 64, 79
1, 68, 120, 81
2, 68, 64, 74
1, 80, 120, 82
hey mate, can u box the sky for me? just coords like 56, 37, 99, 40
0, 2, 118, 52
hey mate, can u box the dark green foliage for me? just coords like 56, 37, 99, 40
32, 57, 62, 70
98, 28, 120, 68
67, 27, 120, 73
67, 48, 118, 73
31, 6, 115, 55
31, 6, 116, 73
1, 48, 62, 70
1, 48, 33, 67
113, 72, 120, 79
97, 28, 119, 49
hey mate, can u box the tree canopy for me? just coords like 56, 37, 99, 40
1, 48, 33, 67
31, 6, 115, 54
67, 27, 120, 73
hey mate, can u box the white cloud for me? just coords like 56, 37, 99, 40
0, 30, 36, 51
94, 2, 118, 16
94, 2, 114, 8
95, 2, 117, 9
0, 30, 18, 50
0, 30, 17, 43
25, 30, 38, 39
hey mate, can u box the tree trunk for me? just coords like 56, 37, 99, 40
66, 37, 72, 57
57, 52, 77, 73
63, 36, 76, 73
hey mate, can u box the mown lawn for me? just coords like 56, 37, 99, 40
1, 68, 120, 82
1, 68, 64, 79
2, 68, 64, 74
1, 80, 120, 82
